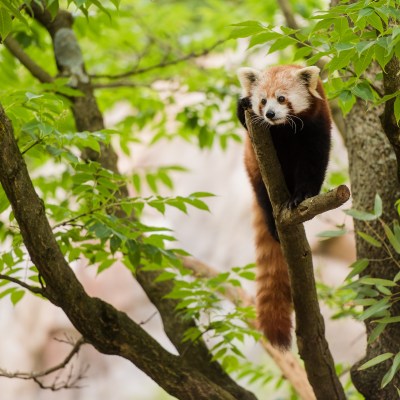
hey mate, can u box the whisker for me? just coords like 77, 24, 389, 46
288, 114, 304, 132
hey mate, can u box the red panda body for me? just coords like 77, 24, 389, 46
237, 65, 331, 350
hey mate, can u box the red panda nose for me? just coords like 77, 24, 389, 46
266, 110, 275, 119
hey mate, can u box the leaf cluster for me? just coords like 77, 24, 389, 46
230, 0, 400, 120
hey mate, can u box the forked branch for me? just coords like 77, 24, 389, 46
0, 337, 87, 390
245, 110, 348, 400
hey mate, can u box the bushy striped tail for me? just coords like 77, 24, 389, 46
252, 201, 293, 350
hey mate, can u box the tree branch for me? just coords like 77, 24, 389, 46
90, 39, 226, 80
24, 4, 256, 399
182, 256, 317, 400
276, 0, 299, 30
0, 337, 87, 390
0, 273, 44, 295
245, 110, 347, 400
3, 36, 53, 83
0, 101, 244, 400
279, 185, 350, 226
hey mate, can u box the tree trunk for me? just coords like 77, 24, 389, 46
346, 99, 400, 399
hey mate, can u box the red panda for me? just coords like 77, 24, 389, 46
236, 65, 331, 350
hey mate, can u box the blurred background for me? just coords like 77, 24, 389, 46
0, 0, 364, 398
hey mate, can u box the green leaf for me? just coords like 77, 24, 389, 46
374, 194, 383, 217
132, 174, 141, 194
345, 258, 369, 280
394, 96, 400, 124
352, 82, 376, 102
357, 232, 382, 248
230, 21, 266, 39
376, 316, 400, 324
10, 290, 25, 305
110, 235, 122, 254
166, 198, 187, 213
268, 36, 296, 54
293, 46, 313, 61
344, 208, 377, 221
381, 353, 400, 388
189, 192, 215, 198
358, 353, 393, 371
126, 240, 140, 266
316, 229, 347, 238
382, 222, 400, 254
338, 90, 356, 116
248, 31, 282, 48
367, 12, 384, 34
360, 277, 396, 287
368, 322, 387, 344
0, 7, 12, 39
354, 46, 374, 76
358, 298, 390, 321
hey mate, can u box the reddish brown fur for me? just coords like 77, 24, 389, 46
258, 65, 302, 98
245, 138, 292, 350
239, 64, 331, 350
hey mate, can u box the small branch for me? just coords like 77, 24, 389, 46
182, 256, 317, 400
0, 273, 45, 295
3, 36, 53, 83
92, 81, 149, 89
276, 0, 299, 30
279, 185, 350, 226
90, 39, 226, 80
0, 337, 86, 391
245, 110, 347, 400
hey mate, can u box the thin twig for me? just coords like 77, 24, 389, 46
90, 39, 227, 80
0, 337, 87, 391
0, 273, 44, 295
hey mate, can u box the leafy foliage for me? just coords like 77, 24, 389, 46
0, 0, 327, 396
230, 0, 400, 119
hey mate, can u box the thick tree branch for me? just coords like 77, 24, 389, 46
245, 110, 347, 400
182, 257, 317, 400
0, 103, 242, 400
25, 4, 256, 399
381, 56, 400, 182
0, 337, 86, 390
3, 36, 54, 83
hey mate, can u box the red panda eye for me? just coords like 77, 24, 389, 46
277, 96, 285, 103
261, 99, 267, 105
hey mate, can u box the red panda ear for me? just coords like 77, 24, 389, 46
296, 66, 322, 99
237, 68, 260, 95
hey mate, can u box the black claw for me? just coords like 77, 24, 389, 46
286, 191, 312, 210
239, 97, 252, 110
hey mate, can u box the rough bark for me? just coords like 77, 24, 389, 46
0, 105, 242, 400
245, 111, 347, 400
381, 56, 400, 181
346, 99, 400, 400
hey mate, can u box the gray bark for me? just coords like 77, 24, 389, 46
346, 99, 400, 399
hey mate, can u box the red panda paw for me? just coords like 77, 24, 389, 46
239, 96, 252, 110
286, 191, 313, 210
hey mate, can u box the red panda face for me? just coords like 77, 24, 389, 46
238, 65, 322, 126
